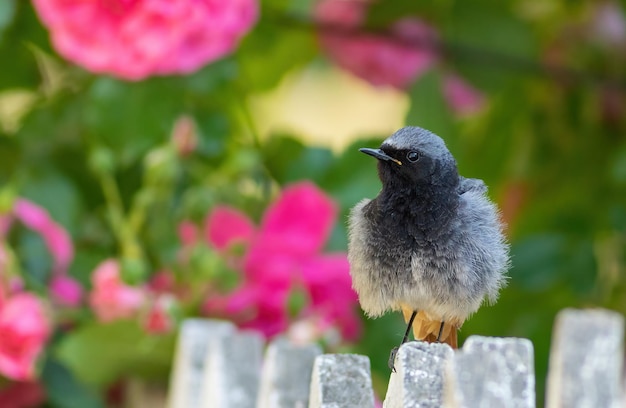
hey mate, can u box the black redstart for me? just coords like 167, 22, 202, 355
347, 126, 509, 369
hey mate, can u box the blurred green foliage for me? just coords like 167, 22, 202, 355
1, 0, 625, 406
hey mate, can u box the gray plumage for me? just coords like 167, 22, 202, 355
347, 126, 509, 328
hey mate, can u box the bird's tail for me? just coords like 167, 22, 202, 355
401, 307, 458, 349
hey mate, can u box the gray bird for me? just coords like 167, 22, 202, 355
347, 126, 509, 366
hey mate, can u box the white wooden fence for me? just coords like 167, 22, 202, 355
161, 308, 623, 408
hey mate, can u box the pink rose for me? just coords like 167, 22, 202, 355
590, 1, 626, 48
0, 216, 11, 238
442, 74, 486, 116
32, 0, 259, 80
300, 255, 361, 340
13, 199, 73, 276
176, 220, 201, 266
315, 0, 488, 115
89, 259, 145, 322
8, 199, 84, 308
203, 182, 361, 340
177, 220, 200, 247
203, 275, 293, 338
205, 206, 256, 252
315, 0, 438, 89
0, 245, 8, 285
147, 270, 175, 294
143, 295, 175, 335
49, 275, 83, 307
0, 294, 51, 381
0, 381, 46, 408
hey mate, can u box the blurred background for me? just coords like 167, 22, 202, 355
0, 0, 625, 407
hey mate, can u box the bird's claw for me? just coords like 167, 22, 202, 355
388, 346, 399, 372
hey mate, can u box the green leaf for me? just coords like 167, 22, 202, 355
0, 135, 21, 185
0, 0, 16, 41
0, 3, 49, 89
366, 1, 441, 27
261, 134, 306, 183
194, 112, 230, 159
237, 19, 317, 91
20, 169, 82, 233
318, 137, 382, 210
509, 234, 566, 291
83, 78, 178, 162
443, 2, 537, 91
405, 70, 455, 137
42, 358, 105, 408
510, 234, 596, 295
55, 320, 176, 386
18, 229, 51, 288
287, 286, 309, 317
610, 146, 626, 185
81, 63, 235, 165
450, 81, 531, 186
317, 137, 383, 251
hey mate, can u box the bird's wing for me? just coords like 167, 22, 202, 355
458, 176, 487, 195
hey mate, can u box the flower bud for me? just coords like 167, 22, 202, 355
120, 257, 148, 285
0, 186, 16, 214
144, 146, 178, 188
170, 115, 198, 157
143, 295, 178, 335
88, 146, 116, 175
50, 275, 83, 307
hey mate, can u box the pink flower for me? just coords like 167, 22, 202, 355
49, 275, 83, 307
591, 1, 626, 48
13, 199, 73, 276
177, 220, 200, 247
32, 0, 259, 80
315, 0, 438, 89
0, 245, 8, 283
203, 182, 361, 340
143, 295, 175, 334
254, 183, 337, 257
0, 293, 51, 381
0, 381, 46, 408
171, 115, 198, 157
443, 74, 486, 116
89, 259, 145, 322
205, 207, 256, 251
300, 255, 361, 340
147, 270, 175, 294
0, 216, 11, 238
239, 183, 338, 290
7, 199, 83, 307
210, 282, 291, 337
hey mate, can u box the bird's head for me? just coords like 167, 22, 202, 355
360, 127, 459, 189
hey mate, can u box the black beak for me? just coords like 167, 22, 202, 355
359, 148, 402, 166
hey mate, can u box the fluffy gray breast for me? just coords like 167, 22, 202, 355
347, 199, 416, 316
348, 199, 415, 277
347, 187, 510, 317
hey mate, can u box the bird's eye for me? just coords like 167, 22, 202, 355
407, 151, 420, 163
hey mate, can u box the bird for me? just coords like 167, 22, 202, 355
347, 126, 509, 370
